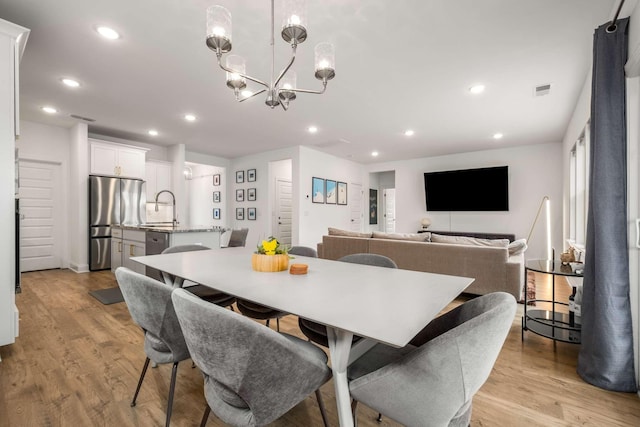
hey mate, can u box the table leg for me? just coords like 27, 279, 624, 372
327, 327, 355, 427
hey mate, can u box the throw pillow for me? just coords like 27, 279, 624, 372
372, 231, 430, 242
508, 238, 528, 255
431, 233, 509, 248
328, 227, 373, 238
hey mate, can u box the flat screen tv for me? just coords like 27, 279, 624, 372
424, 166, 509, 211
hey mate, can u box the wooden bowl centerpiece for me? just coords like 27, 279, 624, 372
252, 237, 290, 272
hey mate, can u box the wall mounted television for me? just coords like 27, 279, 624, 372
424, 166, 509, 211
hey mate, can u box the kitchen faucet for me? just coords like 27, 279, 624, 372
155, 190, 178, 228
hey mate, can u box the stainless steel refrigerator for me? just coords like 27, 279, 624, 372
89, 175, 146, 271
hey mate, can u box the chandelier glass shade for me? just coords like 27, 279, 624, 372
206, 0, 335, 110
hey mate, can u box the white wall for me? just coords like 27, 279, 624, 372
367, 143, 563, 260
16, 121, 71, 268
297, 146, 366, 248
187, 163, 227, 228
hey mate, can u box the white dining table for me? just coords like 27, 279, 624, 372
132, 247, 474, 427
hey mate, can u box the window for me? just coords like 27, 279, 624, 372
569, 123, 590, 246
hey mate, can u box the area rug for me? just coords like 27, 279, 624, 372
520, 271, 536, 306
89, 287, 124, 305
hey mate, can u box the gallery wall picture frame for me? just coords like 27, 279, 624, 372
247, 188, 256, 201
236, 170, 244, 183
312, 177, 325, 203
213, 208, 221, 220
213, 191, 221, 203
247, 207, 256, 220
247, 168, 257, 182
369, 188, 378, 225
326, 180, 337, 204
236, 207, 244, 220
337, 182, 347, 205
213, 174, 221, 186
236, 188, 245, 202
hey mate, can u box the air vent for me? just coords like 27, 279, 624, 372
70, 114, 96, 122
534, 84, 552, 97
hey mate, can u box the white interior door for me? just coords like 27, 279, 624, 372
349, 183, 363, 232
383, 188, 396, 233
19, 160, 62, 271
275, 179, 292, 245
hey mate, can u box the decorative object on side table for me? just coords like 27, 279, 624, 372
420, 217, 431, 230
252, 237, 289, 272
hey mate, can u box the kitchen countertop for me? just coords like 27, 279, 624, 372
113, 224, 229, 233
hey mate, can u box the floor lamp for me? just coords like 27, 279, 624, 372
526, 196, 553, 260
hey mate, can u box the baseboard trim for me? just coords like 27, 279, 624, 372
69, 263, 89, 273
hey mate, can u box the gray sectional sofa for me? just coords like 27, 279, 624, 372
317, 229, 525, 300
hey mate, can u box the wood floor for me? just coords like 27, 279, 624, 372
0, 269, 638, 427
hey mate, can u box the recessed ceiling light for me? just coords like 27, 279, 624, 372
41, 106, 57, 114
241, 90, 253, 98
469, 84, 486, 94
308, 126, 318, 134
404, 129, 415, 137
61, 78, 80, 88
493, 133, 504, 140
148, 129, 159, 136
96, 26, 120, 40
184, 114, 197, 122
371, 151, 379, 157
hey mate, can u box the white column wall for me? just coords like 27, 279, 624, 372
69, 123, 89, 272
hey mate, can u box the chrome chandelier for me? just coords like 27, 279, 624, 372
205, 0, 335, 110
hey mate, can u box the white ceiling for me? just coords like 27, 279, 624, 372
0, 0, 618, 164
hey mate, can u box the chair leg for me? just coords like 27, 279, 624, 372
200, 404, 211, 427
351, 399, 359, 427
376, 413, 383, 423
266, 319, 270, 328
131, 357, 150, 407
276, 317, 280, 332
165, 362, 179, 427
315, 389, 330, 427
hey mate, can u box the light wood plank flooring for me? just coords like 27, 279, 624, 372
0, 269, 638, 426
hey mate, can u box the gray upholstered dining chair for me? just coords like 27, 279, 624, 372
161, 244, 235, 309
298, 253, 398, 347
171, 288, 332, 427
115, 267, 191, 427
347, 292, 516, 426
221, 227, 249, 248
288, 245, 318, 258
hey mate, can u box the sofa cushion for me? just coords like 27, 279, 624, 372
431, 233, 509, 248
508, 238, 528, 255
328, 227, 373, 238
372, 231, 430, 242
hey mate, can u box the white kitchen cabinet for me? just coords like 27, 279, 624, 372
90, 140, 147, 179
145, 160, 173, 203
0, 19, 29, 353
122, 229, 146, 275
110, 228, 123, 272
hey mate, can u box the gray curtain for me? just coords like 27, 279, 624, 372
577, 17, 637, 392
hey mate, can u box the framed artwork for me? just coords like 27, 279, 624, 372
247, 207, 256, 220
247, 168, 257, 182
369, 188, 378, 224
337, 182, 347, 205
213, 208, 221, 220
213, 191, 221, 203
236, 189, 245, 202
326, 180, 337, 204
236, 207, 244, 220
213, 174, 221, 186
312, 177, 325, 203
236, 170, 244, 183
247, 188, 256, 201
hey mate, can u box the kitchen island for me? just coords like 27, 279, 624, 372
111, 224, 228, 277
